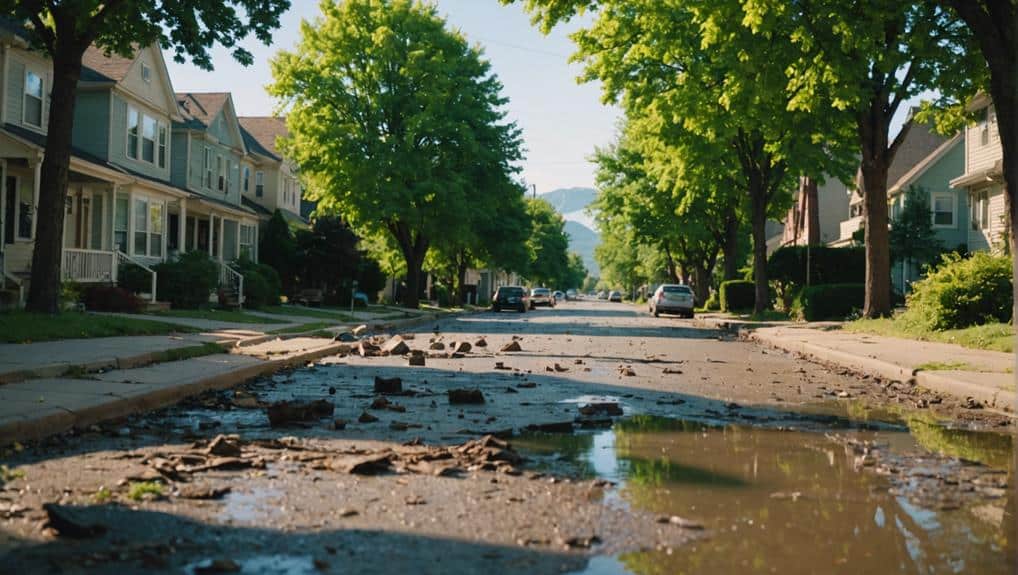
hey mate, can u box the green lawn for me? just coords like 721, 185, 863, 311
259, 305, 355, 322
152, 309, 287, 324
845, 318, 1014, 354
0, 311, 192, 343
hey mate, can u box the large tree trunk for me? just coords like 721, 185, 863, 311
455, 251, 468, 305
803, 176, 821, 245
858, 112, 893, 318
390, 222, 428, 309
722, 210, 740, 280
26, 46, 84, 313
749, 181, 769, 315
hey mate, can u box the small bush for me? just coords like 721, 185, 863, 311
82, 286, 143, 313
233, 259, 282, 309
901, 252, 1013, 330
720, 280, 756, 311
768, 246, 865, 308
705, 292, 721, 311
118, 263, 152, 294
155, 252, 218, 309
793, 283, 865, 321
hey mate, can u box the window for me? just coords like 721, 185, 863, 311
157, 125, 167, 168
970, 190, 990, 231
226, 159, 233, 194
114, 196, 128, 252
16, 179, 32, 240
4, 176, 32, 242
931, 193, 955, 227
141, 63, 151, 83
23, 70, 43, 127
132, 198, 164, 257
142, 115, 157, 163
127, 107, 140, 159
204, 147, 213, 189
217, 155, 225, 192
255, 171, 264, 197
243, 167, 250, 193
240, 224, 255, 259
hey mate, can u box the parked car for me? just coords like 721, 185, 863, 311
565, 289, 578, 301
492, 286, 528, 313
529, 287, 555, 308
649, 284, 695, 318
597, 291, 608, 300
553, 290, 565, 303
608, 291, 623, 302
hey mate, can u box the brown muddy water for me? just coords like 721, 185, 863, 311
517, 417, 1015, 575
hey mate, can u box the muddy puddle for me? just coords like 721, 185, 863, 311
517, 416, 1015, 575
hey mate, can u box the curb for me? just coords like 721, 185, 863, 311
0, 342, 349, 445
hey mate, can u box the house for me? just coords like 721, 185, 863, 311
0, 27, 261, 305
237, 116, 306, 229
949, 95, 1007, 253
886, 133, 966, 293
780, 175, 850, 247
830, 122, 949, 246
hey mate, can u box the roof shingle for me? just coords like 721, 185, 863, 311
238, 117, 288, 161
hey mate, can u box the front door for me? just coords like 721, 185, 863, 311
4, 176, 16, 245
197, 218, 209, 252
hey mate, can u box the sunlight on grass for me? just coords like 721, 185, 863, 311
845, 318, 1014, 353
0, 311, 191, 343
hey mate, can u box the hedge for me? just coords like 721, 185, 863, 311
83, 286, 144, 313
233, 259, 282, 309
793, 283, 864, 321
720, 280, 755, 311
118, 263, 152, 295
155, 251, 219, 309
901, 252, 1012, 330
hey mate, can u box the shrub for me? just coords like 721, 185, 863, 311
118, 263, 152, 295
901, 252, 1012, 330
82, 286, 143, 313
720, 280, 756, 311
792, 283, 865, 321
233, 259, 282, 309
155, 252, 218, 309
768, 246, 865, 308
704, 292, 721, 311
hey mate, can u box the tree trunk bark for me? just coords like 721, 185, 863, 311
692, 265, 711, 304
392, 223, 427, 310
803, 176, 821, 245
722, 210, 740, 280
749, 179, 769, 315
859, 127, 892, 318
26, 46, 84, 313
456, 251, 468, 305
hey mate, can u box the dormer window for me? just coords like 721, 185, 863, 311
141, 63, 152, 83
23, 70, 43, 128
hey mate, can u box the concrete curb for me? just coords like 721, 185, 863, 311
234, 309, 463, 348
744, 328, 1009, 410
0, 342, 349, 445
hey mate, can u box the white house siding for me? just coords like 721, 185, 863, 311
967, 184, 1007, 252
965, 105, 1002, 175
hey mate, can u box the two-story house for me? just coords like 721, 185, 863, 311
172, 92, 261, 263
237, 116, 306, 229
949, 94, 1007, 253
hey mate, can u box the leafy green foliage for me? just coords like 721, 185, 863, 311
889, 186, 944, 267
82, 286, 143, 313
271, 0, 523, 308
118, 263, 152, 295
901, 252, 1013, 330
720, 280, 756, 312
259, 210, 298, 294
127, 481, 164, 502
233, 258, 282, 309
768, 246, 865, 308
524, 198, 570, 287
793, 284, 865, 321
154, 251, 218, 309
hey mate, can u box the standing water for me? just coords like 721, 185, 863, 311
517, 416, 1014, 575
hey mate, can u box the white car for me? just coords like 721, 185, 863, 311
649, 284, 695, 318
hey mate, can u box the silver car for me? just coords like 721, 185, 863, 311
649, 284, 695, 318
529, 287, 555, 308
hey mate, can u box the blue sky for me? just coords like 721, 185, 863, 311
163, 0, 620, 194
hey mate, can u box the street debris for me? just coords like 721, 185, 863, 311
429, 341, 446, 350
382, 335, 411, 356
500, 341, 522, 352
448, 389, 485, 404
43, 504, 107, 538
358, 411, 380, 423
578, 402, 623, 417
357, 341, 381, 357
449, 341, 472, 353
267, 400, 334, 427
618, 366, 637, 377
373, 376, 403, 394
474, 338, 488, 347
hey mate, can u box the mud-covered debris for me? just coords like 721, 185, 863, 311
448, 389, 485, 404
578, 402, 623, 416
429, 341, 446, 351
43, 504, 107, 538
381, 335, 411, 356
964, 397, 983, 409
526, 421, 574, 434
358, 411, 379, 423
352, 324, 369, 336
357, 341, 381, 357
657, 515, 704, 530
517, 382, 537, 389
618, 366, 637, 377
370, 397, 407, 413
662, 367, 684, 375
656, 398, 686, 405
474, 338, 488, 348
409, 353, 426, 366
561, 535, 602, 549
574, 359, 584, 365
575, 417, 613, 429
494, 362, 511, 370
332, 419, 347, 430
230, 390, 261, 409
206, 435, 243, 457
267, 400, 334, 427
505, 386, 519, 393
193, 558, 241, 574
455, 435, 523, 465
330, 453, 392, 475
373, 376, 403, 394
335, 332, 357, 342
552, 363, 569, 372
405, 495, 427, 505
500, 341, 522, 353
177, 484, 231, 500
338, 508, 359, 517
449, 341, 472, 354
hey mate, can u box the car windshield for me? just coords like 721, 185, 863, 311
532, 289, 550, 295
662, 286, 692, 294
499, 287, 523, 296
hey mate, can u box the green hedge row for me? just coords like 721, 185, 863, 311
768, 246, 865, 286
793, 283, 864, 321
720, 280, 755, 311
902, 252, 1012, 330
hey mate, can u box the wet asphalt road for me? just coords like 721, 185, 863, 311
0, 299, 1013, 574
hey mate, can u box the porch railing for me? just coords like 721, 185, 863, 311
218, 261, 244, 309
115, 250, 158, 303
62, 248, 116, 284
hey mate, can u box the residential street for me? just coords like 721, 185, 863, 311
1, 300, 1014, 574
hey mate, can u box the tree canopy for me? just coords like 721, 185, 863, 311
271, 0, 525, 308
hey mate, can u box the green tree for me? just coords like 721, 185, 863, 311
509, 0, 854, 314
763, 0, 983, 317
523, 197, 570, 287
3, 0, 290, 313
271, 0, 523, 309
562, 252, 588, 290
889, 186, 944, 279
259, 210, 298, 295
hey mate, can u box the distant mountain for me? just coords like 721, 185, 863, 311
539, 187, 600, 276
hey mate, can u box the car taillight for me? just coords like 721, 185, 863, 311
657, 293, 664, 302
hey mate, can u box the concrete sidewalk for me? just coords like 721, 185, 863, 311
697, 315, 1016, 411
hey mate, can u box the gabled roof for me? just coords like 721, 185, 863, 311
887, 123, 948, 188
238, 117, 287, 161
888, 134, 962, 197
176, 92, 231, 130
81, 45, 135, 83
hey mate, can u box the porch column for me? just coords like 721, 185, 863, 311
207, 214, 214, 257
235, 219, 241, 262
127, 188, 135, 256
178, 198, 187, 256
31, 158, 40, 239
0, 159, 6, 254
253, 224, 258, 263
110, 186, 118, 252
218, 215, 225, 262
